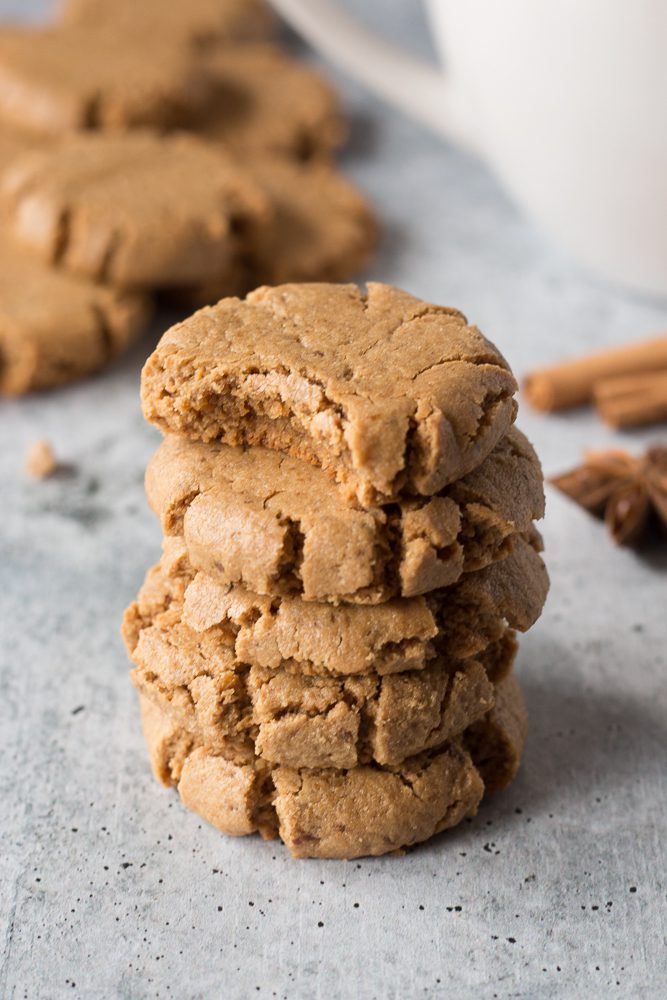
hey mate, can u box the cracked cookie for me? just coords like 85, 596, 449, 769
60, 0, 277, 47
0, 26, 212, 135
190, 46, 345, 161
123, 534, 547, 677
126, 573, 503, 768
0, 132, 269, 291
140, 282, 518, 505
0, 234, 150, 395
182, 533, 547, 669
139, 694, 485, 859
145, 426, 543, 602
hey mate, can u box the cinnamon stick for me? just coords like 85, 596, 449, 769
594, 370, 667, 428
523, 334, 667, 411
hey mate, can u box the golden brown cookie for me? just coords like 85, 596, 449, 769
139, 694, 484, 859
145, 426, 544, 602
128, 577, 497, 768
60, 0, 277, 46
191, 46, 345, 160
0, 124, 42, 173
178, 157, 377, 306
464, 673, 528, 791
0, 132, 269, 291
247, 158, 375, 282
123, 534, 548, 676
0, 234, 150, 395
185, 534, 548, 668
0, 27, 212, 135
141, 283, 518, 505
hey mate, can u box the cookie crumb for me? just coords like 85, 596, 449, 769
25, 440, 57, 479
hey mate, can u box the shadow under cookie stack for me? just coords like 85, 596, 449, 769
124, 281, 549, 859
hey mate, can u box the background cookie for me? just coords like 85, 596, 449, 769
191, 46, 345, 160
146, 427, 543, 602
176, 157, 376, 307
0, 125, 42, 173
60, 0, 277, 47
0, 26, 212, 134
141, 282, 518, 505
0, 235, 150, 395
0, 132, 269, 290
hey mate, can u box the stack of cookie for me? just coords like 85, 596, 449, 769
124, 281, 549, 859
0, 0, 374, 394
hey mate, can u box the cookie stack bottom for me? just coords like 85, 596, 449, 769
139, 680, 526, 860
123, 526, 539, 858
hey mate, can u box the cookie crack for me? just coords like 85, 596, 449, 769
52, 206, 72, 266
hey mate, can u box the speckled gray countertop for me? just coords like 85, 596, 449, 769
1, 2, 666, 998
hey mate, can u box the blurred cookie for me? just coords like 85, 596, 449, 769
0, 124, 42, 172
192, 46, 345, 160
145, 427, 544, 602
60, 0, 277, 46
0, 132, 269, 290
0, 235, 150, 395
178, 157, 376, 306
0, 26, 212, 135
139, 694, 484, 859
141, 283, 518, 504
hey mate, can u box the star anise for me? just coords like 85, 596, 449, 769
550, 445, 667, 546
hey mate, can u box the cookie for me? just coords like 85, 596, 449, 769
0, 132, 269, 291
464, 674, 528, 792
0, 27, 212, 135
191, 46, 345, 160
141, 283, 518, 505
139, 694, 484, 859
60, 0, 277, 46
123, 534, 548, 676
184, 534, 547, 669
128, 576, 499, 767
145, 426, 544, 602
0, 235, 150, 395
179, 157, 377, 307
0, 125, 42, 173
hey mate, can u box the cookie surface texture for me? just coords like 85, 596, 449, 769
0, 27, 212, 134
0, 132, 269, 290
0, 236, 150, 394
141, 282, 518, 504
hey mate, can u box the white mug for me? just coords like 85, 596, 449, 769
270, 0, 667, 298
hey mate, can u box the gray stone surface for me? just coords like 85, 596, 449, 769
1, 2, 666, 998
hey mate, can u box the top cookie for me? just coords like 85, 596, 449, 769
60, 0, 277, 47
0, 27, 212, 135
141, 283, 518, 505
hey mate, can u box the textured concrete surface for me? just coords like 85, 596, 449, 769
1, 2, 666, 998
